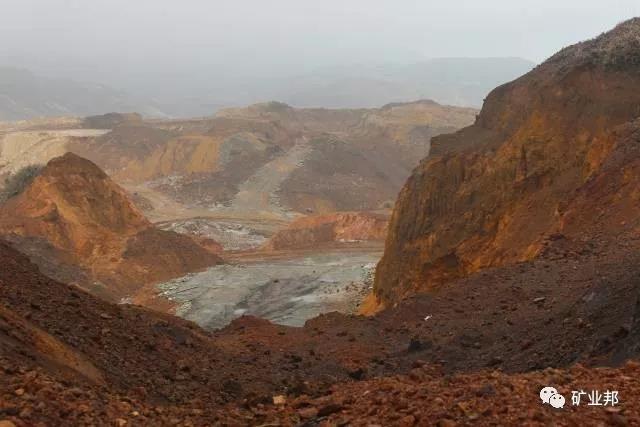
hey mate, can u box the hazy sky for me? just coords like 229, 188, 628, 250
0, 1, 638, 88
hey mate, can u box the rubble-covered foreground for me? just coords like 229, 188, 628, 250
3, 356, 639, 426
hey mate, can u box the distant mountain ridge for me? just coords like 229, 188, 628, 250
153, 57, 535, 116
0, 57, 534, 120
0, 67, 166, 121
0, 100, 478, 217
271, 57, 535, 109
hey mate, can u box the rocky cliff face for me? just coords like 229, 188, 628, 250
373, 18, 640, 308
0, 153, 221, 300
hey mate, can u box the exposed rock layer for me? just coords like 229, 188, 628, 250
264, 212, 388, 250
374, 18, 640, 307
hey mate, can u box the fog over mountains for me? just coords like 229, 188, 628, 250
0, 57, 534, 120
271, 58, 535, 108
3, 0, 635, 120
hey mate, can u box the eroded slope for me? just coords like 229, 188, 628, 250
0, 153, 221, 300
0, 101, 477, 218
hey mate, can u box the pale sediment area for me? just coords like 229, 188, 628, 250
157, 249, 380, 329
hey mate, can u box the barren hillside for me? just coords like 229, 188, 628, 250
0, 100, 477, 219
0, 153, 221, 301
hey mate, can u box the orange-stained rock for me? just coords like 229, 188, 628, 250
375, 18, 640, 306
264, 211, 388, 251
357, 291, 386, 316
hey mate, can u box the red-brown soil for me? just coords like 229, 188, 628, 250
2, 222, 640, 424
263, 211, 388, 251
0, 153, 221, 301
260, 362, 640, 426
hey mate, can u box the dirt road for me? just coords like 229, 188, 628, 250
223, 136, 311, 218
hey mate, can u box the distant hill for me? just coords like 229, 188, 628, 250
0, 100, 477, 216
144, 57, 535, 117
271, 57, 536, 109
0, 58, 533, 120
0, 67, 166, 121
